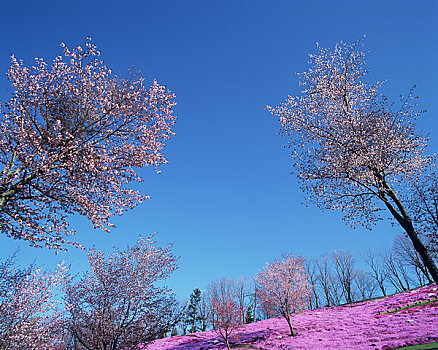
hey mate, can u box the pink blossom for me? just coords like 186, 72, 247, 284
64, 234, 179, 349
0, 38, 177, 250
206, 278, 243, 350
266, 39, 438, 283
255, 254, 311, 336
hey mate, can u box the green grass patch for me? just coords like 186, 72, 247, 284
379, 298, 438, 314
392, 342, 438, 349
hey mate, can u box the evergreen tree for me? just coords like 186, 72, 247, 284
245, 307, 254, 324
187, 288, 202, 333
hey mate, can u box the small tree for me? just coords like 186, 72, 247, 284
0, 38, 176, 250
247, 279, 259, 322
258, 299, 276, 320
332, 249, 357, 304
304, 258, 320, 309
267, 39, 438, 283
315, 254, 339, 307
175, 299, 189, 335
244, 307, 254, 324
234, 276, 250, 324
64, 234, 178, 350
0, 252, 67, 349
363, 249, 388, 296
206, 278, 242, 350
393, 234, 433, 285
255, 255, 311, 336
186, 288, 202, 333
197, 292, 209, 332
354, 270, 377, 301
382, 247, 412, 292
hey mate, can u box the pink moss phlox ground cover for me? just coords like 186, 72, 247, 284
146, 284, 438, 350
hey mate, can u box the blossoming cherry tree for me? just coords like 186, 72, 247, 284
207, 278, 242, 350
0, 38, 176, 250
255, 255, 311, 336
267, 40, 438, 283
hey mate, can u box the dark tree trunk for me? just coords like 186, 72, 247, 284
378, 282, 386, 297
403, 224, 438, 283
377, 177, 438, 284
284, 315, 296, 336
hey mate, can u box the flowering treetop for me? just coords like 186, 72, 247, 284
64, 234, 179, 349
267, 40, 431, 228
255, 254, 311, 336
0, 38, 177, 250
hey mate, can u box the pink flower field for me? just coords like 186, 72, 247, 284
146, 284, 438, 350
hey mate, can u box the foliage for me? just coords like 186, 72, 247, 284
267, 39, 438, 283
255, 254, 311, 336
64, 234, 179, 350
186, 288, 202, 333
244, 307, 254, 324
0, 252, 66, 349
0, 38, 176, 250
267, 39, 427, 227
206, 278, 242, 350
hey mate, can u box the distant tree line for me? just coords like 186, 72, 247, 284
305, 234, 435, 310
170, 233, 436, 344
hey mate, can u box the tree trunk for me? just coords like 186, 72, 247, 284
225, 334, 231, 350
403, 224, 438, 283
253, 286, 257, 322
378, 179, 438, 284
284, 315, 296, 336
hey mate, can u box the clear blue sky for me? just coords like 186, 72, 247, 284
0, 0, 437, 299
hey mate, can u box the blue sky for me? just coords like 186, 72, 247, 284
0, 0, 437, 299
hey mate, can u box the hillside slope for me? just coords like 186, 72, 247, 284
146, 284, 438, 350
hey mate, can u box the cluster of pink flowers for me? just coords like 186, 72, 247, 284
146, 283, 438, 350
0, 38, 176, 250
64, 235, 179, 349
255, 255, 311, 336
0, 255, 67, 349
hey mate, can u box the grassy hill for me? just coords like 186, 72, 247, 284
146, 284, 438, 350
